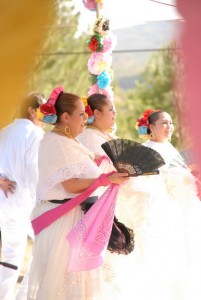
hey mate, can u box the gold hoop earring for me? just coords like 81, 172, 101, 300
64, 125, 71, 137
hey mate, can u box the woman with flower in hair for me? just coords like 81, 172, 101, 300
78, 94, 152, 298
78, 94, 134, 229
135, 109, 201, 300
27, 87, 128, 300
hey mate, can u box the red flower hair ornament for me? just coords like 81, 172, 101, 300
136, 109, 159, 138
85, 105, 93, 118
40, 86, 64, 124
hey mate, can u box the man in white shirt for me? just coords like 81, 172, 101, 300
0, 92, 46, 300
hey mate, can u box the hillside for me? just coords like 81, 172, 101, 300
112, 20, 183, 89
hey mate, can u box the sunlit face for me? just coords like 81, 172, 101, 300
98, 99, 116, 130
68, 100, 87, 138
149, 112, 174, 142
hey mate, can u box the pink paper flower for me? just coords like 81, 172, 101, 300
101, 34, 117, 53
82, 0, 103, 11
88, 84, 99, 96
88, 52, 112, 75
101, 87, 114, 101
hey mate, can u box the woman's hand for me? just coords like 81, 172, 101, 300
107, 172, 129, 185
0, 177, 16, 197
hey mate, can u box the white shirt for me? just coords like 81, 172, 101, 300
0, 119, 44, 212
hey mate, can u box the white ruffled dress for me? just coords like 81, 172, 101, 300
136, 140, 201, 300
78, 132, 201, 299
27, 132, 124, 300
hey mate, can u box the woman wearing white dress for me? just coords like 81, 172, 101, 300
136, 109, 201, 300
78, 94, 139, 228
78, 94, 152, 299
27, 87, 128, 300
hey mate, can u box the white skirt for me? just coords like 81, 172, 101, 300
114, 174, 201, 300
27, 201, 126, 300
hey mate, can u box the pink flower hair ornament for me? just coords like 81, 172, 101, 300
40, 86, 64, 124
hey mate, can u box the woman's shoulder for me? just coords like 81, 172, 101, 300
40, 132, 89, 156
78, 127, 100, 139
143, 140, 173, 150
78, 128, 106, 147
39, 132, 95, 168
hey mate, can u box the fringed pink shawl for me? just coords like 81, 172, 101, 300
31, 173, 119, 272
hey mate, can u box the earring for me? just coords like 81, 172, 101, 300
64, 125, 71, 137
150, 132, 154, 139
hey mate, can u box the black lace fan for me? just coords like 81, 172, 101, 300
101, 139, 165, 176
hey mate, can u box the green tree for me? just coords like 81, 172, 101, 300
28, 0, 91, 97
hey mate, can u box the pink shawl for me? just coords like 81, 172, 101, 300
31, 173, 120, 272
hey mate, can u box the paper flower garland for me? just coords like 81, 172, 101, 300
86, 15, 116, 101
88, 52, 112, 75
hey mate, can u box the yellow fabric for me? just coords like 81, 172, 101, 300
0, 0, 54, 127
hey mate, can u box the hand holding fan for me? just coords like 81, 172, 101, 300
101, 139, 165, 176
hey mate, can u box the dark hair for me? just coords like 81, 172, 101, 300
87, 94, 108, 112
19, 92, 45, 118
55, 92, 80, 123
147, 110, 164, 134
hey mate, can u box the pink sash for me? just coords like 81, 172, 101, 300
32, 173, 111, 235
32, 173, 120, 272
67, 184, 119, 272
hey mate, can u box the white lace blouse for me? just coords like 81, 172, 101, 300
36, 132, 102, 203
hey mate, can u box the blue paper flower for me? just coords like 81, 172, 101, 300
97, 71, 110, 89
